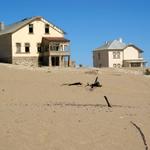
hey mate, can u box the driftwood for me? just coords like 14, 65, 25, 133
104, 96, 112, 107
130, 121, 148, 150
62, 82, 83, 86
86, 76, 102, 88
68, 82, 82, 86
62, 77, 102, 88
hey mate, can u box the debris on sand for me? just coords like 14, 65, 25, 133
62, 82, 83, 86
104, 96, 112, 108
86, 76, 102, 89
130, 121, 148, 150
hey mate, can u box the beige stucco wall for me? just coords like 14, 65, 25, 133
12, 19, 64, 57
108, 50, 123, 67
93, 50, 108, 67
123, 46, 140, 60
0, 33, 12, 62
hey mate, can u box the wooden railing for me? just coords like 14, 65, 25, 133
49, 50, 70, 56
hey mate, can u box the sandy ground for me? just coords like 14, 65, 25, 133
0, 63, 150, 150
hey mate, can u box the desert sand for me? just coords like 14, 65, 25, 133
0, 63, 150, 150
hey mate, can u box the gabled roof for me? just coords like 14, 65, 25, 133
94, 39, 126, 51
0, 16, 65, 36
94, 39, 143, 53
124, 44, 143, 52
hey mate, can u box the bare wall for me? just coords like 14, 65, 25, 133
0, 34, 12, 63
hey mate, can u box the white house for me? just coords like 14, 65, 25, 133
93, 38, 146, 68
0, 16, 71, 67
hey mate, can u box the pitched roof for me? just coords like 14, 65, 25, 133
0, 16, 65, 36
42, 37, 70, 43
94, 39, 126, 51
125, 44, 143, 52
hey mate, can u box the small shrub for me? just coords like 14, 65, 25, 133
144, 69, 150, 75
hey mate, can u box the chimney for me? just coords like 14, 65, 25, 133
118, 38, 123, 43
0, 22, 5, 31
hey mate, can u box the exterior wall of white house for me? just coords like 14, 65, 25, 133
123, 46, 140, 60
93, 39, 145, 68
0, 34, 12, 63
93, 50, 108, 67
108, 50, 123, 67
12, 19, 64, 57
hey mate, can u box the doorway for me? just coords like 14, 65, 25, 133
51, 56, 59, 66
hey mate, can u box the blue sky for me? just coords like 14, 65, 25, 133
0, 0, 150, 66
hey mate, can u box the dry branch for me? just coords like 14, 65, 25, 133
130, 121, 148, 150
104, 96, 112, 107
86, 76, 102, 89
62, 82, 82, 86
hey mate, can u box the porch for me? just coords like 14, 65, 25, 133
40, 37, 71, 67
123, 59, 146, 67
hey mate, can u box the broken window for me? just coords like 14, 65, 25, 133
113, 51, 120, 59
45, 24, 49, 34
29, 24, 33, 33
25, 43, 30, 53
98, 53, 101, 60
37, 43, 41, 53
16, 43, 21, 53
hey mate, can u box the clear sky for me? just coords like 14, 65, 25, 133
0, 0, 150, 66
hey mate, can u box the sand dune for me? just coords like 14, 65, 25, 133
0, 63, 150, 150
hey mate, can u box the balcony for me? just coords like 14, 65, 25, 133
49, 50, 70, 56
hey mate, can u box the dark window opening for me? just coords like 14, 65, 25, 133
50, 43, 59, 51
131, 63, 141, 67
29, 24, 33, 33
51, 56, 59, 66
45, 24, 50, 34
98, 53, 101, 60
37, 43, 41, 53
25, 43, 30, 53
113, 51, 120, 59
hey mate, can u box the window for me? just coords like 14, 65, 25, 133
29, 24, 33, 33
50, 43, 59, 51
64, 45, 70, 51
37, 43, 41, 53
113, 51, 116, 59
45, 24, 49, 34
113, 51, 120, 59
113, 64, 116, 67
25, 43, 30, 53
98, 53, 101, 60
16, 43, 21, 53
117, 64, 121, 68
116, 51, 120, 59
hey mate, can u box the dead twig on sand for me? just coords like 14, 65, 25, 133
104, 96, 112, 107
62, 82, 83, 86
130, 121, 148, 150
86, 76, 102, 89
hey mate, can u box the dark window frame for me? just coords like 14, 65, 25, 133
16, 43, 21, 53
37, 43, 41, 53
113, 51, 120, 59
29, 24, 34, 34
25, 43, 30, 53
98, 53, 101, 60
45, 24, 50, 34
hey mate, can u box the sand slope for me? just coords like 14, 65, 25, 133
0, 63, 150, 150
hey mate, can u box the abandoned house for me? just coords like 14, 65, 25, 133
93, 38, 146, 68
0, 16, 72, 67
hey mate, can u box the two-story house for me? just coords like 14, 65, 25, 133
0, 16, 71, 67
93, 38, 146, 68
